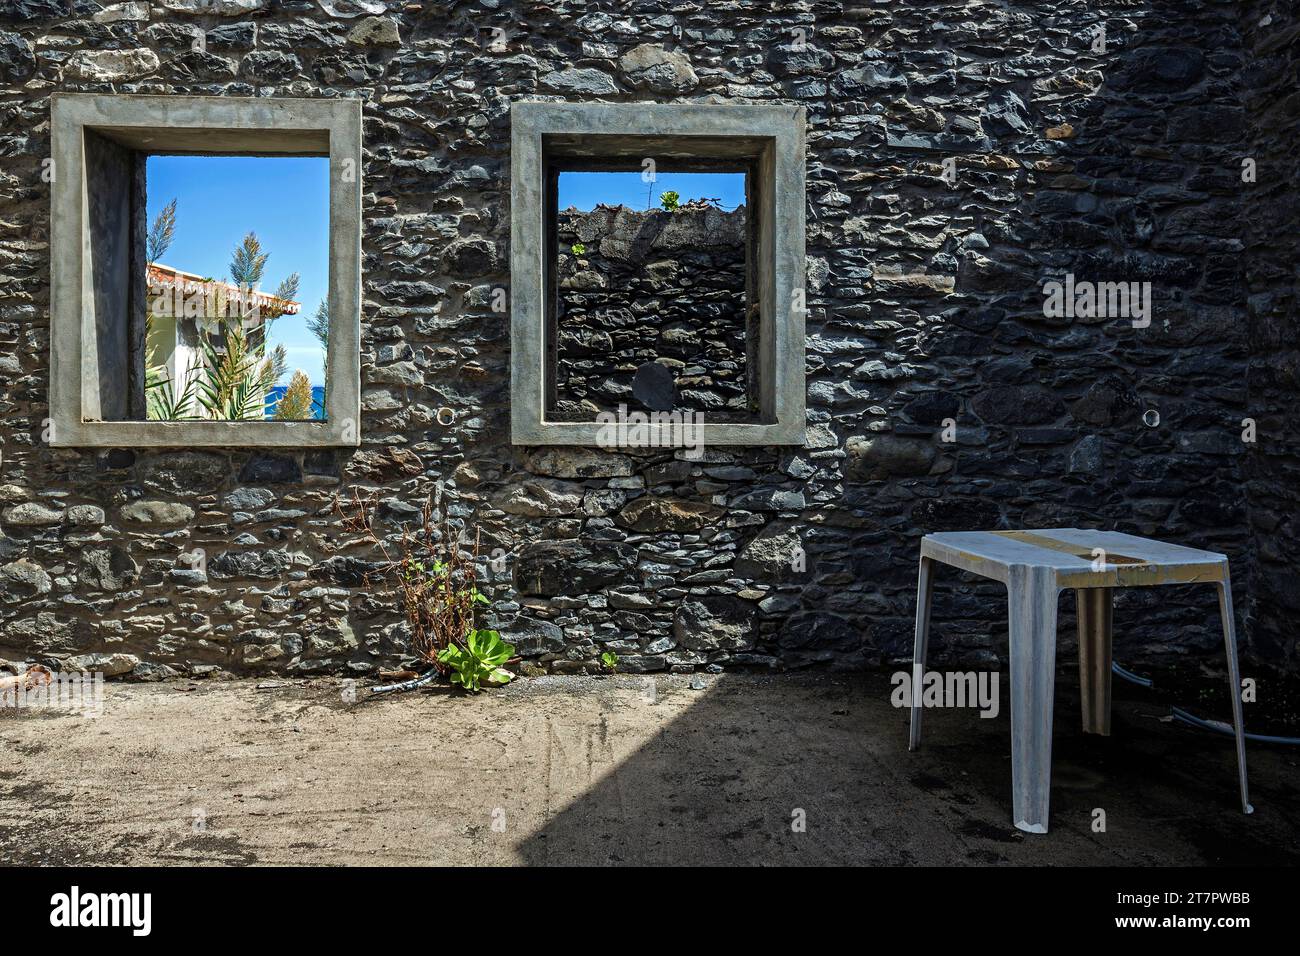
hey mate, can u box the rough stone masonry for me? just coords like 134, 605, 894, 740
0, 0, 1296, 680
554, 203, 750, 421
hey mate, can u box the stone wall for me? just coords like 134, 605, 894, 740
1241, 2, 1300, 666
0, 0, 1296, 679
554, 203, 749, 420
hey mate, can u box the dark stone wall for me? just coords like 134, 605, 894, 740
554, 204, 749, 420
0, 0, 1295, 679
1241, 2, 1300, 666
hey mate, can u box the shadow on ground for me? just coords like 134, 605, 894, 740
515, 672, 1300, 866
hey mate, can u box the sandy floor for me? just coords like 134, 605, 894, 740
2, 671, 1298, 866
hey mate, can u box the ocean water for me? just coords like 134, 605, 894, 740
265, 385, 326, 420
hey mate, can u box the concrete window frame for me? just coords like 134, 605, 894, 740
510, 101, 806, 447
48, 93, 362, 448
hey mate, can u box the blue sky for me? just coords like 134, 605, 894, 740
146, 155, 330, 385
558, 170, 746, 211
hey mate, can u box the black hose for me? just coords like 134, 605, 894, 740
1170, 706, 1300, 746
369, 668, 441, 695
1112, 661, 1153, 688
1112, 659, 1300, 746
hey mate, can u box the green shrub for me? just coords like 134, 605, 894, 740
275, 369, 315, 420
437, 629, 515, 693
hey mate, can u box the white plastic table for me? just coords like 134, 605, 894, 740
909, 528, 1251, 833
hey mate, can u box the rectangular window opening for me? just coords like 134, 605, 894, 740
546, 164, 763, 426
510, 102, 805, 447
50, 94, 361, 448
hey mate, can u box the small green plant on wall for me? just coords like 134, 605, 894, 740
659, 190, 680, 212
600, 651, 619, 673
570, 242, 586, 256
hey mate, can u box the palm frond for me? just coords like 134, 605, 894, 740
229, 232, 268, 290
145, 362, 199, 421
308, 298, 329, 350
147, 198, 177, 265
193, 324, 275, 421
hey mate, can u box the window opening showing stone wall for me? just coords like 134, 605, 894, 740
550, 169, 754, 423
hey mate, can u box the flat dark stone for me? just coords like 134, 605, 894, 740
631, 361, 677, 411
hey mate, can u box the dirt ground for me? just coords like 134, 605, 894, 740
2, 671, 1298, 866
